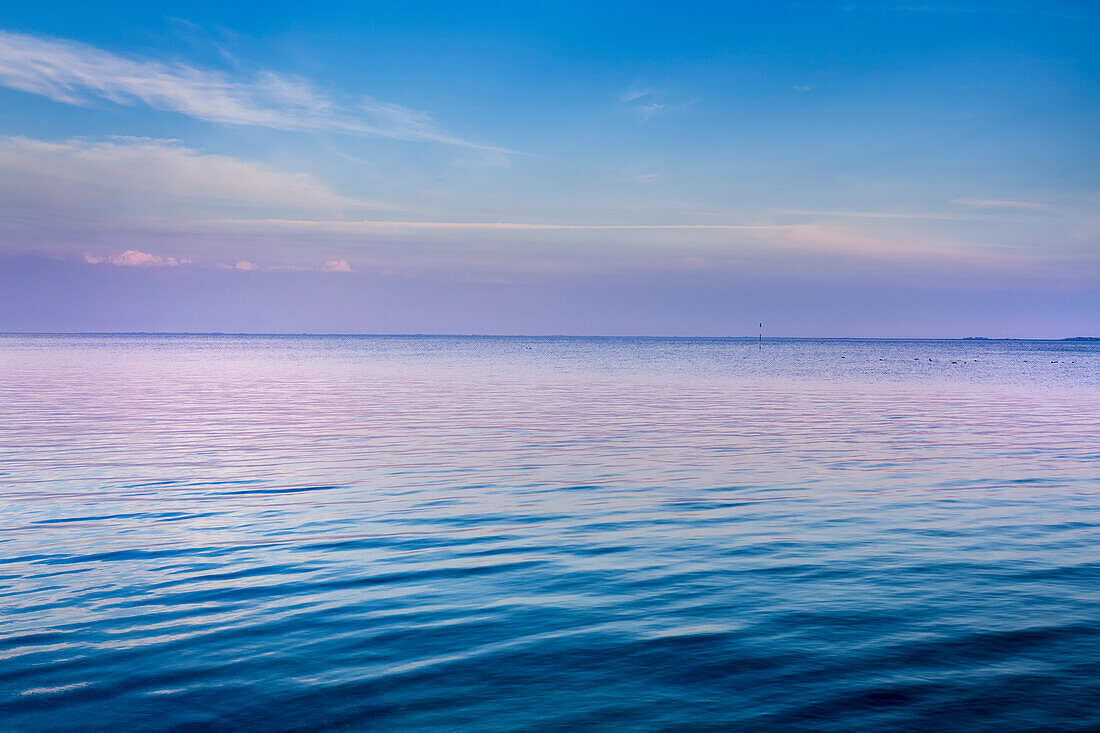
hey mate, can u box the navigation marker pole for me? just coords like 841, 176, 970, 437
759, 322, 762, 349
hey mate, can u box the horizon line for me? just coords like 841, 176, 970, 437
1, 332, 1096, 341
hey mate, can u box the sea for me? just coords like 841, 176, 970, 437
2, 334, 1098, 732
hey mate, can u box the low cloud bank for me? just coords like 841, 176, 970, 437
84, 250, 187, 267
83, 251, 349, 273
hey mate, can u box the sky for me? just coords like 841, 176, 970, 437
0, 1, 1096, 336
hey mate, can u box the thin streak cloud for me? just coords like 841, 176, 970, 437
0, 30, 512, 153
202, 219, 800, 231
952, 198, 1045, 210
772, 208, 1043, 223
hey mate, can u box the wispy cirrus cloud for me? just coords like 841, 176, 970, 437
0, 132, 1083, 278
0, 135, 380, 219
0, 135, 388, 268
0, 30, 511, 153
619, 87, 693, 122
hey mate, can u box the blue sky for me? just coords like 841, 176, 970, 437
0, 1, 1096, 335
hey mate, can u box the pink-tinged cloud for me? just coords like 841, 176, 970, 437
235, 260, 258, 271
323, 259, 352, 272
85, 250, 185, 267
111, 250, 175, 267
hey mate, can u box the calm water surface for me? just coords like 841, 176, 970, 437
2, 336, 1099, 731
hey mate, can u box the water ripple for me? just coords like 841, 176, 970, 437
2, 335, 1099, 731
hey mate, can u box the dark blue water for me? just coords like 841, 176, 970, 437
2, 336, 1099, 731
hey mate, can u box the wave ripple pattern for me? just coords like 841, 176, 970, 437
2, 335, 1099, 732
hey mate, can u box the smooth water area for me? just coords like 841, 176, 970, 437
2, 335, 1099, 731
